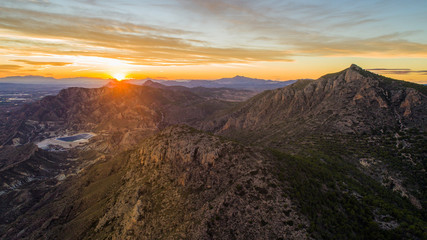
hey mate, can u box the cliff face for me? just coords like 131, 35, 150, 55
203, 65, 427, 143
1, 126, 308, 240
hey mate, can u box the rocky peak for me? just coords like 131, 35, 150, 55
349, 63, 362, 71
318, 64, 369, 85
104, 80, 120, 88
344, 64, 367, 82
143, 80, 167, 89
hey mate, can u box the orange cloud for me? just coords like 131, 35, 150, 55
293, 34, 427, 58
0, 64, 22, 70
368, 68, 427, 75
12, 59, 72, 66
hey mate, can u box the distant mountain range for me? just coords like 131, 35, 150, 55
130, 76, 299, 91
0, 75, 299, 92
0, 76, 108, 88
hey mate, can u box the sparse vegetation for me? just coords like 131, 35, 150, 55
270, 134, 427, 239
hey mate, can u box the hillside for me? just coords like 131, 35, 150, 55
0, 82, 235, 147
0, 126, 308, 240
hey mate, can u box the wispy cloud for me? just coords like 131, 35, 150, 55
293, 33, 427, 57
0, 64, 22, 70
368, 68, 427, 75
177, 0, 427, 57
12, 59, 72, 66
0, 6, 293, 66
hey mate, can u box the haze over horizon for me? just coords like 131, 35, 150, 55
1, 0, 427, 83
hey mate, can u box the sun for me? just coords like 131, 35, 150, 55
112, 73, 126, 81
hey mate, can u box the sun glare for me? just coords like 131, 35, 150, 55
112, 73, 126, 81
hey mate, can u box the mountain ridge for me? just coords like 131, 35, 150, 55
130, 76, 298, 91
202, 64, 427, 141
0, 75, 299, 92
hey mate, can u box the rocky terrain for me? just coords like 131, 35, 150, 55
0, 65, 426, 239
1, 126, 308, 239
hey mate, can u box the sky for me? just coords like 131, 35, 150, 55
0, 0, 427, 83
